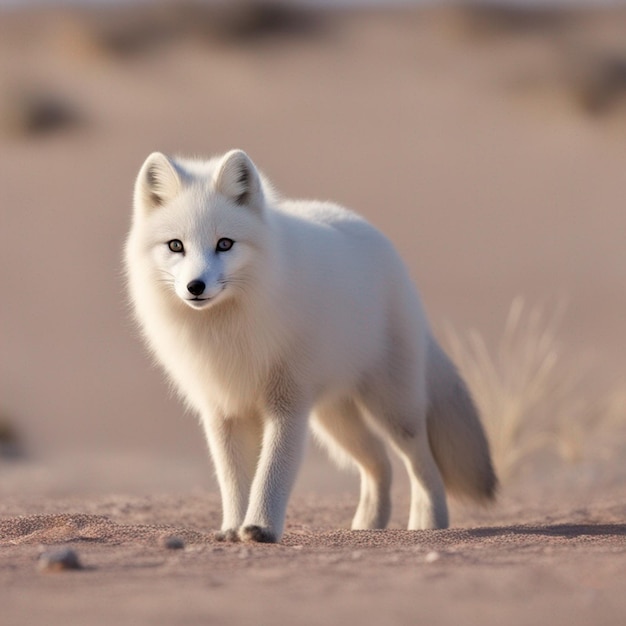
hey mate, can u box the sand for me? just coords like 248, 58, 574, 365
1, 3, 626, 625
2, 492, 626, 626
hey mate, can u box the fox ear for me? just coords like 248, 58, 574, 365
134, 152, 181, 212
214, 149, 263, 210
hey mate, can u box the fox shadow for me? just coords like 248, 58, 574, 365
462, 522, 626, 539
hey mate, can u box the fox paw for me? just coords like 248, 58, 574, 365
215, 529, 240, 543
239, 525, 277, 543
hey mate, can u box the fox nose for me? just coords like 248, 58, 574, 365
187, 280, 206, 296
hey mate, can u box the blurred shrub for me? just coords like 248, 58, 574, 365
567, 52, 626, 115
436, 4, 626, 118
0, 415, 22, 459
85, 1, 324, 57
1, 87, 83, 137
195, 1, 322, 44
445, 3, 569, 39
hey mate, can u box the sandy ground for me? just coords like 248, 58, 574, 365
2, 491, 626, 626
1, 3, 626, 625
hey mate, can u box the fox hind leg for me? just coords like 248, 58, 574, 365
358, 389, 449, 530
312, 398, 392, 530
394, 420, 449, 530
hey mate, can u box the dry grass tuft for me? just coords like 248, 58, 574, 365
444, 297, 609, 483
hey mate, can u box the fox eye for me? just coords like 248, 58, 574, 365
216, 238, 234, 252
168, 239, 184, 253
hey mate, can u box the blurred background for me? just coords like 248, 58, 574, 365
1, 0, 625, 508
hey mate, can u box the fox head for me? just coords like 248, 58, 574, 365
131, 149, 269, 310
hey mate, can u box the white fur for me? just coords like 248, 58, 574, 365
125, 149, 497, 543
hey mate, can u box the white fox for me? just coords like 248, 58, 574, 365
125, 149, 497, 543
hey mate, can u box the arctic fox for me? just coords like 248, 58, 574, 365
125, 149, 497, 543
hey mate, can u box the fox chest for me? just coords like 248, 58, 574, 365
156, 325, 273, 416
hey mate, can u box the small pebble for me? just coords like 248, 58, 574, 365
425, 550, 440, 564
37, 548, 83, 572
159, 535, 185, 550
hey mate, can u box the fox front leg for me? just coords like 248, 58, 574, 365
239, 408, 309, 543
203, 413, 262, 541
